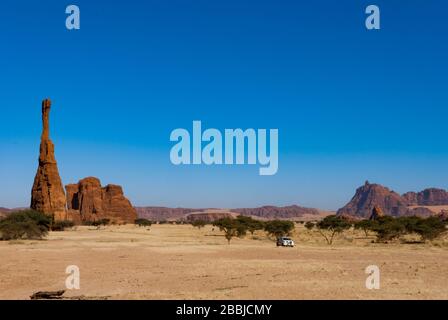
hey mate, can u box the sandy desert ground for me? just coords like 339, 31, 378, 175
0, 224, 447, 300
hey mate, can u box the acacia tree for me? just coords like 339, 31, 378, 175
235, 216, 265, 236
370, 216, 406, 242
354, 219, 377, 237
213, 218, 239, 244
315, 215, 351, 245
264, 220, 295, 239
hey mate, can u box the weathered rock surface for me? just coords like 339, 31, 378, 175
66, 177, 137, 224
30, 99, 67, 220
402, 188, 448, 206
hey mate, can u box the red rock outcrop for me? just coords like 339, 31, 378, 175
66, 177, 137, 224
30, 99, 67, 220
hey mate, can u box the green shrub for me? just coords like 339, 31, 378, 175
135, 218, 152, 227
191, 220, 207, 229
52, 220, 75, 231
0, 210, 51, 240
82, 218, 111, 227
304, 221, 315, 230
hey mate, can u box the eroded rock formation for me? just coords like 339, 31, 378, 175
66, 177, 137, 224
30, 99, 67, 220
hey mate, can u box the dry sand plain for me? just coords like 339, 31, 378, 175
0, 224, 447, 300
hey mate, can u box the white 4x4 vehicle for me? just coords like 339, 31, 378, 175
277, 237, 295, 247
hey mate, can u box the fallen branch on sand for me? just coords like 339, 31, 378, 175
30, 290, 65, 300
30, 290, 110, 300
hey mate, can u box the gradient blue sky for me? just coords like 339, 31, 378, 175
1, 0, 447, 210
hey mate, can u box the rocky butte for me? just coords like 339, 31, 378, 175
66, 177, 137, 224
30, 99, 136, 224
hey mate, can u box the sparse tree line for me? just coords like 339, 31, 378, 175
305, 215, 448, 245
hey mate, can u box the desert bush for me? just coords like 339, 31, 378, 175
0, 210, 51, 240
52, 220, 75, 231
264, 220, 295, 238
315, 215, 351, 245
416, 217, 447, 241
83, 218, 111, 228
191, 220, 207, 229
135, 218, 152, 227
304, 221, 315, 230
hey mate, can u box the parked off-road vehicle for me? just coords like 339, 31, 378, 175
276, 237, 295, 247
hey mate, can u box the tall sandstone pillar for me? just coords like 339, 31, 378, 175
30, 99, 67, 220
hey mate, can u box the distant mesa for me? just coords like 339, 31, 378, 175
30, 99, 136, 224
337, 181, 448, 219
231, 205, 320, 219
402, 188, 448, 206
186, 210, 237, 223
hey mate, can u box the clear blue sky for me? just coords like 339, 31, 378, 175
1, 0, 447, 210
